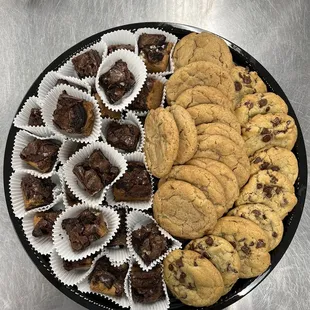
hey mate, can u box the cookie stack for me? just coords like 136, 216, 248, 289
144, 31, 299, 307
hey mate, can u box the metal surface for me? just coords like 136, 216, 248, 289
0, 1, 309, 310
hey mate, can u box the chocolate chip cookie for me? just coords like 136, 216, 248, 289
144, 107, 179, 177
185, 235, 240, 295
171, 85, 234, 111
163, 249, 224, 307
187, 158, 239, 211
194, 134, 250, 187
231, 66, 267, 107
172, 32, 234, 71
159, 165, 226, 218
242, 113, 298, 156
235, 92, 288, 125
153, 180, 217, 239
166, 105, 198, 164
235, 170, 297, 219
249, 146, 298, 183
188, 104, 241, 133
212, 216, 271, 279
166, 61, 235, 104
228, 204, 284, 251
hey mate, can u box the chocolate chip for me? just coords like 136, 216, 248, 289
227, 263, 238, 273
249, 241, 254, 246
239, 72, 251, 84
262, 214, 267, 220
238, 238, 246, 242
256, 239, 266, 248
271, 166, 280, 171
282, 198, 288, 205
198, 243, 204, 250
275, 187, 282, 194
258, 98, 268, 107
260, 162, 270, 170
202, 252, 211, 259
194, 260, 198, 266
179, 272, 186, 283
252, 209, 261, 217
241, 245, 251, 255
257, 183, 263, 189
245, 101, 254, 109
262, 134, 272, 142
270, 175, 278, 184
168, 264, 174, 271
205, 236, 214, 246
271, 117, 281, 127
175, 258, 184, 268
230, 241, 237, 248
272, 232, 278, 238
261, 128, 270, 135
235, 81, 242, 91
187, 283, 194, 290
253, 157, 262, 164
266, 106, 270, 112
263, 185, 273, 198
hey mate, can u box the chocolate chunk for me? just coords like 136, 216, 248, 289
238, 238, 246, 242
271, 117, 281, 127
262, 134, 272, 142
132, 222, 168, 265
113, 161, 152, 202
107, 209, 127, 248
179, 272, 186, 283
270, 175, 278, 184
265, 106, 270, 112
62, 209, 108, 252
241, 245, 251, 255
230, 241, 237, 248
72, 49, 102, 78
261, 128, 270, 135
245, 101, 254, 109
275, 187, 282, 194
234, 81, 242, 91
260, 162, 270, 170
32, 210, 61, 237
20, 139, 60, 173
258, 98, 268, 107
194, 260, 198, 266
108, 44, 135, 54
202, 252, 211, 259
249, 241, 255, 246
175, 257, 184, 268
263, 185, 273, 198
251, 209, 261, 217
256, 239, 266, 248
63, 256, 93, 271
106, 121, 140, 152
257, 183, 263, 189
272, 232, 278, 238
55, 79, 88, 92
282, 198, 288, 205
99, 60, 135, 103
131, 264, 164, 303
28, 108, 44, 126
187, 283, 194, 289
253, 157, 262, 164
168, 264, 174, 271
205, 236, 214, 246
239, 72, 251, 84
271, 166, 280, 171
227, 263, 238, 273
21, 175, 55, 211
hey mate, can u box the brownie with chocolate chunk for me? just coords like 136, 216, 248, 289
138, 33, 173, 73
131, 264, 164, 303
62, 209, 108, 252
112, 161, 152, 202
55, 79, 88, 93
107, 44, 135, 55
63, 256, 93, 271
132, 222, 168, 265
20, 139, 60, 173
72, 49, 102, 78
99, 60, 135, 103
28, 108, 44, 126
53, 91, 94, 136
32, 210, 62, 237
89, 256, 128, 297
106, 121, 140, 152
21, 175, 55, 211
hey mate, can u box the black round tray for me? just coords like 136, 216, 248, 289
4, 22, 308, 310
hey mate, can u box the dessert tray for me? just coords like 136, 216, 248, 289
3, 22, 307, 310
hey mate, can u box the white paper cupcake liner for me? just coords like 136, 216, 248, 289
127, 210, 182, 272
101, 111, 145, 153
63, 141, 127, 206
82, 77, 96, 95
57, 40, 108, 79
106, 152, 154, 210
50, 248, 102, 287
13, 96, 54, 137
22, 199, 65, 255
58, 140, 86, 165
11, 130, 62, 178
101, 29, 138, 55
125, 258, 170, 310
77, 251, 130, 308
95, 49, 147, 112
42, 84, 101, 143
53, 204, 120, 261
135, 27, 178, 76
38, 71, 91, 99
9, 171, 62, 219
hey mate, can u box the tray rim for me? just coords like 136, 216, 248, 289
3, 21, 308, 310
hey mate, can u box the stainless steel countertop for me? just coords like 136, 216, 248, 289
0, 0, 309, 309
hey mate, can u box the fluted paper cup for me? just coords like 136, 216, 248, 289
58, 140, 86, 165
52, 204, 120, 261
41, 85, 101, 143
63, 141, 127, 206
95, 49, 147, 112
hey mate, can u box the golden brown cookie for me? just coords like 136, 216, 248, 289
235, 92, 288, 125
235, 170, 297, 219
228, 204, 284, 251
166, 105, 198, 164
242, 113, 298, 156
153, 180, 217, 239
187, 158, 239, 211
163, 249, 224, 307
249, 146, 298, 183
231, 66, 267, 107
171, 85, 234, 111
166, 61, 236, 104
173, 32, 234, 71
197, 123, 245, 149
144, 107, 179, 177
159, 165, 226, 218
212, 216, 271, 279
185, 235, 240, 295
194, 134, 250, 187
187, 104, 241, 133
